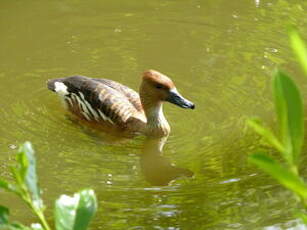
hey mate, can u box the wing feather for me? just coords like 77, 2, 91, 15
54, 76, 141, 126
92, 78, 143, 112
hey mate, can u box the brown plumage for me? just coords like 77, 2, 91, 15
47, 70, 194, 137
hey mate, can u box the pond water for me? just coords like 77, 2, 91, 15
1, 0, 307, 229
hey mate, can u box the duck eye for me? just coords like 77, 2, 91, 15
155, 84, 163, 89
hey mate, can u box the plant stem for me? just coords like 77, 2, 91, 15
22, 192, 51, 230
35, 210, 51, 230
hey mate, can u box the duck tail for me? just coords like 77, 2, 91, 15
47, 78, 64, 91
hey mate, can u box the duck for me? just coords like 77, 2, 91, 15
47, 70, 195, 137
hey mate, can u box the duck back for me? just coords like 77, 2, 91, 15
47, 76, 145, 131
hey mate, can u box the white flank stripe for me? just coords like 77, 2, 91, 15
98, 109, 114, 124
122, 110, 131, 122
71, 93, 92, 120
121, 108, 131, 121
82, 111, 91, 121
77, 92, 93, 118
71, 94, 80, 108
97, 109, 107, 120
78, 92, 100, 121
78, 91, 86, 100
61, 91, 116, 125
66, 97, 73, 107
74, 94, 85, 110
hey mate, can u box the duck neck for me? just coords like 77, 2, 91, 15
142, 101, 170, 137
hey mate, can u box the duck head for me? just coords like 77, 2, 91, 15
140, 70, 195, 109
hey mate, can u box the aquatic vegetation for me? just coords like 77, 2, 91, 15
247, 28, 307, 220
0, 142, 97, 230
290, 27, 307, 76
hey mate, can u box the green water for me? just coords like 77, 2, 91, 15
1, 0, 307, 229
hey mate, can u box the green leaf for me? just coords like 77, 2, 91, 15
17, 142, 43, 210
273, 71, 304, 164
289, 27, 307, 76
55, 189, 97, 230
247, 118, 285, 153
249, 153, 307, 199
0, 205, 9, 224
73, 190, 97, 230
55, 194, 76, 230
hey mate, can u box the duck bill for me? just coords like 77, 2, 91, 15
166, 89, 195, 109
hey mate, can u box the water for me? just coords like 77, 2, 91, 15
1, 0, 307, 229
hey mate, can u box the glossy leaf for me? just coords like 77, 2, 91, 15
17, 142, 43, 210
0, 206, 9, 224
55, 189, 97, 230
55, 194, 76, 230
289, 27, 307, 75
273, 71, 304, 164
249, 153, 307, 199
247, 118, 284, 153
73, 190, 97, 230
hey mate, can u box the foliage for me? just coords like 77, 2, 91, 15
289, 26, 307, 76
55, 190, 97, 230
0, 142, 97, 230
247, 28, 307, 220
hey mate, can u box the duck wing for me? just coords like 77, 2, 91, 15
92, 78, 143, 112
47, 75, 143, 127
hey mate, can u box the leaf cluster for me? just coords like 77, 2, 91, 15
0, 142, 97, 230
248, 28, 307, 220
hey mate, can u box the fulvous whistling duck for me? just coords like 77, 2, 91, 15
47, 70, 195, 137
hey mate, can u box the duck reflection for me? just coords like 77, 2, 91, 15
67, 117, 193, 186
140, 137, 193, 186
